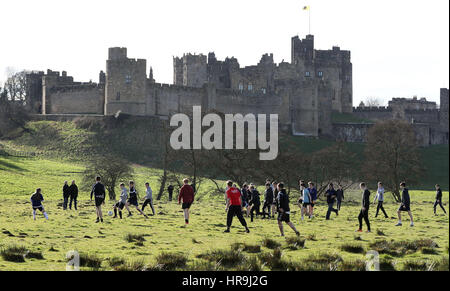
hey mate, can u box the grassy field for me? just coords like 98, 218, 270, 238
0, 156, 448, 271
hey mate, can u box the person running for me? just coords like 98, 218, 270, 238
113, 183, 131, 219
168, 185, 174, 201
142, 182, 155, 216
68, 180, 78, 210
356, 182, 371, 233
127, 181, 148, 218
262, 183, 274, 219
178, 178, 195, 225
434, 184, 447, 215
300, 181, 312, 220
336, 184, 344, 211
325, 183, 339, 220
31, 188, 49, 221
276, 183, 300, 237
224, 181, 250, 233
396, 182, 414, 227
90, 176, 106, 223
308, 182, 318, 218
248, 185, 261, 222
63, 181, 70, 210
373, 182, 389, 218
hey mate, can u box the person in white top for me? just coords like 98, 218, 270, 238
373, 182, 389, 218
141, 182, 155, 216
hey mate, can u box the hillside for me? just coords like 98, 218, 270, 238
0, 118, 448, 190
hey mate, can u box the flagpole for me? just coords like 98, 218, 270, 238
309, 7, 311, 35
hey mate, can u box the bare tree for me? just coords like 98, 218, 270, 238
363, 120, 424, 201
82, 155, 134, 200
4, 68, 27, 104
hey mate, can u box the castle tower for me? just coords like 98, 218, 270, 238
291, 35, 314, 64
173, 53, 207, 88
105, 47, 147, 115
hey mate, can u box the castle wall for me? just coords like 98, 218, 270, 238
352, 107, 393, 121
45, 84, 104, 114
440, 88, 449, 134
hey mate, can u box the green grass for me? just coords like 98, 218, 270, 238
0, 156, 448, 271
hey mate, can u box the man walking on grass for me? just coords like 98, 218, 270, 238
434, 184, 447, 215
68, 180, 78, 210
277, 183, 300, 237
396, 182, 414, 227
90, 176, 106, 223
178, 178, 194, 225
63, 181, 70, 210
142, 182, 156, 216
356, 182, 371, 233
374, 182, 389, 218
224, 181, 250, 233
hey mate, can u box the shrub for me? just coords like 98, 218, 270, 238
340, 243, 365, 254
261, 238, 281, 249
156, 252, 187, 271
114, 259, 147, 271
25, 251, 44, 260
78, 253, 102, 269
125, 234, 146, 243
338, 260, 366, 271
108, 257, 126, 268
231, 243, 261, 253
285, 237, 306, 250
197, 249, 245, 268
0, 245, 27, 263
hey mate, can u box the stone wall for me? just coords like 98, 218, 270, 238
45, 84, 104, 114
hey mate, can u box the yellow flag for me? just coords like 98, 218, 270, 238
303, 5, 310, 11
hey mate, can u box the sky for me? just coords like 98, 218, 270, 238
0, 0, 448, 106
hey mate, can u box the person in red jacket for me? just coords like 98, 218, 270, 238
225, 180, 250, 233
178, 178, 195, 225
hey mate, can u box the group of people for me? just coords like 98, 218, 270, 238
29, 177, 447, 236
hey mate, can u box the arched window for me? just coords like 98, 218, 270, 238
238, 82, 244, 91
248, 83, 253, 91
305, 71, 311, 77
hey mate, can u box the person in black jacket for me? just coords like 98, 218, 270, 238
356, 182, 371, 233
68, 180, 78, 210
248, 185, 261, 222
262, 183, 274, 219
396, 182, 414, 227
168, 185, 174, 201
276, 183, 300, 237
62, 181, 70, 210
90, 176, 106, 223
325, 183, 339, 220
434, 184, 447, 215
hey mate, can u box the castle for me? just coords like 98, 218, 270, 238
25, 35, 449, 146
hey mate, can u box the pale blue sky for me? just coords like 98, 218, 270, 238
0, 0, 448, 105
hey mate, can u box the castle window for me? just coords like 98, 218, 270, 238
125, 75, 132, 84
318, 71, 323, 77
238, 82, 244, 91
305, 71, 311, 77
248, 83, 253, 91
262, 88, 267, 94
116, 92, 121, 101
